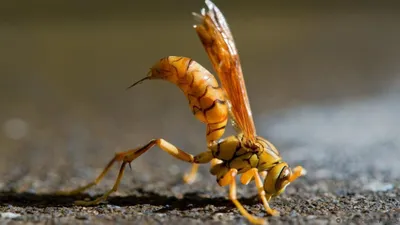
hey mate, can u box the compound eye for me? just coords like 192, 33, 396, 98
280, 167, 290, 179
275, 166, 290, 191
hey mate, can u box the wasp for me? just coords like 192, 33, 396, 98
59, 1, 306, 224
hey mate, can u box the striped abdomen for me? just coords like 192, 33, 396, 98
148, 56, 228, 143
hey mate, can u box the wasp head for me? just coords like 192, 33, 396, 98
263, 162, 293, 199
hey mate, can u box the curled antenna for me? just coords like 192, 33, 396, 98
126, 70, 152, 90
126, 76, 150, 90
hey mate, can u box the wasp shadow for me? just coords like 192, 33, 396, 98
0, 189, 259, 212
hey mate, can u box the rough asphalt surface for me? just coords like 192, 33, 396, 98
1, 93, 399, 225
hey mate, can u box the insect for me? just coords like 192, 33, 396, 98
59, 1, 306, 224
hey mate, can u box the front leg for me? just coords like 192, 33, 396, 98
219, 168, 266, 225
241, 168, 280, 216
288, 166, 307, 182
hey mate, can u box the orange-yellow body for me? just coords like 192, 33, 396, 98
59, 1, 306, 225
209, 136, 281, 177
147, 56, 228, 143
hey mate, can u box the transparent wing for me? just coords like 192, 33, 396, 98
193, 0, 256, 141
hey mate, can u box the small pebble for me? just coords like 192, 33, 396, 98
0, 212, 22, 219
75, 214, 89, 220
363, 181, 394, 192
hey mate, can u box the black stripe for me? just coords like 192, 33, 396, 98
216, 141, 221, 157
171, 64, 179, 77
199, 85, 210, 100
189, 70, 196, 88
256, 154, 260, 168
187, 94, 197, 105
172, 57, 184, 63
234, 142, 242, 154
275, 166, 288, 191
186, 58, 193, 73
207, 125, 226, 136
192, 105, 202, 115
203, 99, 226, 114
157, 68, 171, 74
198, 85, 220, 100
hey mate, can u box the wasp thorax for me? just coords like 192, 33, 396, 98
264, 162, 291, 197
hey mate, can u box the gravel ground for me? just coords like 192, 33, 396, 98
1, 93, 399, 225
0, 182, 399, 225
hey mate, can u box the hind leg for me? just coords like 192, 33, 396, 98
58, 139, 195, 205
56, 148, 137, 196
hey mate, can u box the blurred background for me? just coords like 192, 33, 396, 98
0, 0, 399, 193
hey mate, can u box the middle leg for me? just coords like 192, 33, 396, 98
184, 158, 221, 184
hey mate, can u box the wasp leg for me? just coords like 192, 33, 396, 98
220, 168, 266, 225
183, 150, 215, 183
56, 149, 137, 196
59, 139, 195, 204
211, 158, 223, 167
184, 149, 216, 182
288, 166, 307, 182
240, 168, 279, 217
260, 171, 267, 180
184, 158, 221, 184
237, 170, 267, 184
183, 164, 199, 184
75, 161, 128, 206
